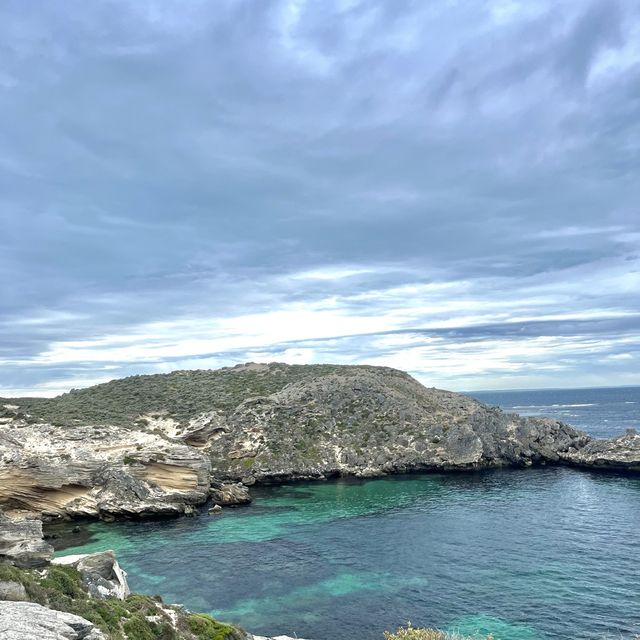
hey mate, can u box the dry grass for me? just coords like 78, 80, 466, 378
384, 624, 493, 640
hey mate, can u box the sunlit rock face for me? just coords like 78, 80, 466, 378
0, 418, 211, 520
52, 550, 130, 600
0, 601, 107, 640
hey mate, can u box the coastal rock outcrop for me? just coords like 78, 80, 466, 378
210, 481, 252, 506
0, 419, 211, 520
564, 429, 640, 471
202, 366, 591, 481
0, 512, 53, 567
52, 550, 130, 600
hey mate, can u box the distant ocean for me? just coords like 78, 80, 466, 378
471, 386, 640, 439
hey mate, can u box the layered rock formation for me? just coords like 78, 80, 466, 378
0, 420, 210, 520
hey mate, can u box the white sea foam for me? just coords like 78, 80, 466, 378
550, 403, 596, 408
511, 403, 596, 409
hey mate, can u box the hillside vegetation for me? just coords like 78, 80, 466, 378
1, 363, 387, 427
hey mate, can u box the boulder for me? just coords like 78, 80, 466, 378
0, 580, 27, 601
52, 550, 129, 600
210, 481, 252, 506
0, 601, 106, 639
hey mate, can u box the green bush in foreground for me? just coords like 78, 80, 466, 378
0, 564, 244, 640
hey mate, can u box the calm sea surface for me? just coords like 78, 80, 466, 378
56, 387, 640, 640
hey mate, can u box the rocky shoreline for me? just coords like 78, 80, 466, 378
1, 364, 638, 523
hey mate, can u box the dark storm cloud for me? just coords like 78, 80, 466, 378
0, 0, 638, 395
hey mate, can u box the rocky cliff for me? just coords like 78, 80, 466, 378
1, 363, 637, 520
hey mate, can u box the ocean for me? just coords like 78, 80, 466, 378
472, 386, 640, 439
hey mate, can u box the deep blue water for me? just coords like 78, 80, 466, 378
472, 386, 640, 439
57, 387, 640, 640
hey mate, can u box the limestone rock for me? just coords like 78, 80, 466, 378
0, 601, 106, 639
0, 421, 211, 520
210, 481, 252, 506
0, 580, 27, 601
564, 429, 640, 471
0, 512, 53, 567
53, 550, 129, 600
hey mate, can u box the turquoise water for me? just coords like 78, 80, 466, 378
57, 468, 640, 640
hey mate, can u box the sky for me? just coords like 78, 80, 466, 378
1, 0, 639, 397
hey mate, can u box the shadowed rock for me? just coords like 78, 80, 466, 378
0, 512, 53, 567
210, 481, 252, 506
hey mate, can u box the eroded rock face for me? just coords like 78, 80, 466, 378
0, 421, 211, 520
0, 601, 106, 639
53, 550, 130, 600
564, 429, 640, 471
0, 512, 53, 567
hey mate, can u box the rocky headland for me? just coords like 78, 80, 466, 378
1, 363, 638, 522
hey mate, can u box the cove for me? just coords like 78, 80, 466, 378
53, 467, 640, 640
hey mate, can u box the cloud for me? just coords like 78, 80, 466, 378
0, 0, 638, 395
